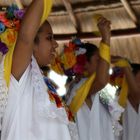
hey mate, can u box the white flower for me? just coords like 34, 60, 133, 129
75, 48, 86, 56
108, 100, 124, 121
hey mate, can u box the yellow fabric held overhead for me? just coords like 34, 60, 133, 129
41, 0, 52, 25
3, 0, 53, 86
69, 73, 96, 115
114, 59, 131, 68
99, 42, 110, 63
93, 14, 102, 36
114, 59, 130, 108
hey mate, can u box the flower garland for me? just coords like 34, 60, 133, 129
0, 5, 25, 54
0, 5, 24, 30
51, 38, 87, 76
0, 5, 25, 129
44, 77, 74, 122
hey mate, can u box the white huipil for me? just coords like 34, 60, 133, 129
67, 79, 116, 140
1, 57, 78, 140
122, 101, 140, 140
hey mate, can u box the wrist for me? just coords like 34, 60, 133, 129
101, 38, 110, 46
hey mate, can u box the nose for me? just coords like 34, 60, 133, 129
53, 40, 58, 49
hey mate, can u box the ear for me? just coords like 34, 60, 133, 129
95, 53, 100, 61
33, 44, 40, 58
135, 71, 140, 83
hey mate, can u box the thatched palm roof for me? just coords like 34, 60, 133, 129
0, 0, 140, 63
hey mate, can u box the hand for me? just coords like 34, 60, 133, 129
97, 17, 111, 45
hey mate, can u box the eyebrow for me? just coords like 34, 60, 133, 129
46, 33, 53, 36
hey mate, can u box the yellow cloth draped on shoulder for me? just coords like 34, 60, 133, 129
3, 0, 52, 86
114, 59, 130, 108
69, 42, 110, 115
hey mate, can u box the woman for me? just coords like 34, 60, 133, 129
111, 56, 140, 140
1, 0, 78, 140
66, 17, 117, 140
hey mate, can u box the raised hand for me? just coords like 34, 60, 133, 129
97, 17, 111, 45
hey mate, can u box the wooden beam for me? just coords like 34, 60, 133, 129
62, 0, 81, 32
54, 28, 140, 42
120, 0, 139, 26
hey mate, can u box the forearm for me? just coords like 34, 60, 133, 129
101, 35, 110, 46
95, 16, 110, 88
18, 0, 44, 44
89, 17, 111, 96
12, 0, 45, 80
89, 45, 110, 96
89, 57, 109, 96
93, 37, 110, 90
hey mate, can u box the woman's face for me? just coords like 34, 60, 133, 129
135, 71, 140, 88
34, 22, 58, 67
84, 53, 99, 76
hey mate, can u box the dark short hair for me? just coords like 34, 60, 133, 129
131, 63, 140, 75
80, 43, 98, 61
34, 20, 51, 44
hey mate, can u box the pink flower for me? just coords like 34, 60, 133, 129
77, 54, 87, 65
73, 64, 85, 75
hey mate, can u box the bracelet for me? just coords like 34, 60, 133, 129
99, 42, 110, 63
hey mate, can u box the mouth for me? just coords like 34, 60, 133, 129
51, 51, 57, 58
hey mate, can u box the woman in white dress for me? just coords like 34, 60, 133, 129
111, 57, 140, 140
66, 17, 118, 140
0, 0, 78, 140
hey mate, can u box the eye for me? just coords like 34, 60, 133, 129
46, 35, 53, 41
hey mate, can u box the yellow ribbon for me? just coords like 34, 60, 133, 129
41, 0, 52, 25
114, 59, 130, 107
69, 73, 96, 115
3, 0, 52, 86
114, 59, 130, 68
99, 42, 110, 63
93, 14, 102, 36
0, 29, 17, 86
118, 77, 128, 107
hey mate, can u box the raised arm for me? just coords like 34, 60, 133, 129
89, 17, 111, 96
123, 66, 140, 110
12, 0, 45, 80
111, 56, 140, 112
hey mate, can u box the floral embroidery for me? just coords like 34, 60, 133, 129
44, 77, 75, 122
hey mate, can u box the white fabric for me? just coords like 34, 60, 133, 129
1, 57, 78, 140
0, 57, 8, 130
122, 101, 140, 140
67, 79, 116, 140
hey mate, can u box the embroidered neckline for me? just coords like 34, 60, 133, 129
31, 56, 79, 140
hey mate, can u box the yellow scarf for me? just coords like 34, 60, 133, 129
3, 0, 52, 86
114, 59, 130, 107
69, 73, 96, 115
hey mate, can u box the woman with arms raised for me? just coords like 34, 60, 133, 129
1, 0, 78, 140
